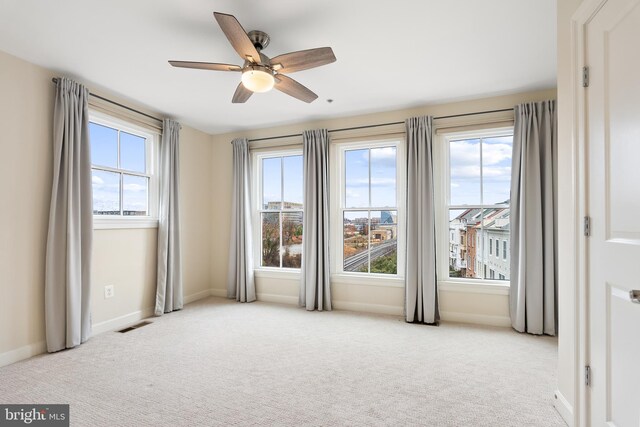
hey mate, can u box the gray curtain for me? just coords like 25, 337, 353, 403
405, 116, 439, 324
227, 138, 256, 302
300, 129, 331, 311
510, 100, 557, 336
45, 77, 93, 352
155, 119, 183, 315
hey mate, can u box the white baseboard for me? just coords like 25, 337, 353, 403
439, 310, 511, 327
0, 341, 47, 368
333, 300, 403, 316
92, 307, 155, 336
184, 289, 213, 304
553, 389, 573, 426
256, 292, 299, 305
210, 288, 227, 298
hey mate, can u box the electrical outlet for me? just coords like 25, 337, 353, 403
104, 285, 115, 299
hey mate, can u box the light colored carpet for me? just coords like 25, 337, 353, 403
0, 297, 565, 426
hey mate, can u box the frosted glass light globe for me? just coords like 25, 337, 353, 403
241, 67, 275, 93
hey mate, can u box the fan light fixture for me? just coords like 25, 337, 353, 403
169, 12, 337, 103
241, 66, 274, 93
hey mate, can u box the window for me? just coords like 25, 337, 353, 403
89, 114, 158, 225
336, 141, 403, 276
258, 154, 303, 269
443, 130, 512, 281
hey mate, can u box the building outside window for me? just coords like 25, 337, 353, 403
334, 140, 403, 276
445, 130, 513, 281
257, 153, 303, 269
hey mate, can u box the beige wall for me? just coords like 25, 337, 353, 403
0, 50, 213, 364
0, 50, 55, 359
210, 88, 556, 325
556, 0, 586, 422
91, 125, 213, 327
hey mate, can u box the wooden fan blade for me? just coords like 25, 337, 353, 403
213, 12, 261, 63
232, 83, 253, 103
274, 74, 318, 103
270, 47, 336, 73
168, 61, 241, 72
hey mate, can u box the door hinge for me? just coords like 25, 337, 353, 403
584, 216, 591, 237
585, 365, 591, 386
583, 66, 590, 87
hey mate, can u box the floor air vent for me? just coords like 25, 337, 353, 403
118, 321, 152, 333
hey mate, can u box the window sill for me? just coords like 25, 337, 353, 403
331, 273, 405, 288
93, 218, 159, 230
438, 279, 509, 295
254, 268, 301, 280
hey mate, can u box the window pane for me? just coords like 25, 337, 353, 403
369, 210, 397, 274
261, 212, 280, 267
92, 169, 120, 215
450, 138, 481, 205
262, 157, 281, 210
482, 207, 510, 280
120, 132, 146, 173
90, 122, 118, 168
283, 155, 303, 209
482, 136, 512, 205
370, 147, 396, 208
449, 209, 472, 278
282, 212, 303, 268
343, 211, 369, 272
345, 149, 369, 208
122, 174, 148, 216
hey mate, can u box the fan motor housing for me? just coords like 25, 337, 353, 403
248, 30, 270, 51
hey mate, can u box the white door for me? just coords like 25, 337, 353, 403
586, 0, 640, 425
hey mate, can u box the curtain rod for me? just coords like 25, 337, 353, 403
241, 107, 514, 143
51, 77, 163, 124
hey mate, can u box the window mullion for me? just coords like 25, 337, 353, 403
280, 157, 284, 268
119, 173, 123, 216
367, 211, 371, 273
479, 137, 484, 207
368, 149, 371, 273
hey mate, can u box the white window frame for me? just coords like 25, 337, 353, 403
330, 138, 406, 284
252, 148, 304, 274
89, 110, 160, 230
434, 126, 513, 292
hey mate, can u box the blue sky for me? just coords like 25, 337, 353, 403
345, 147, 396, 208
262, 155, 303, 209
90, 122, 148, 213
449, 136, 512, 207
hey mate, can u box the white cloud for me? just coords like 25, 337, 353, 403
370, 147, 396, 160
449, 140, 512, 167
482, 143, 512, 166
92, 175, 104, 186
449, 140, 480, 166
123, 183, 146, 192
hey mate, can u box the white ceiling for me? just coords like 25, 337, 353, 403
0, 0, 556, 135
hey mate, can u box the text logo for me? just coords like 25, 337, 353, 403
0, 405, 68, 426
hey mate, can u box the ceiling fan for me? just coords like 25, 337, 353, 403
169, 12, 337, 104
